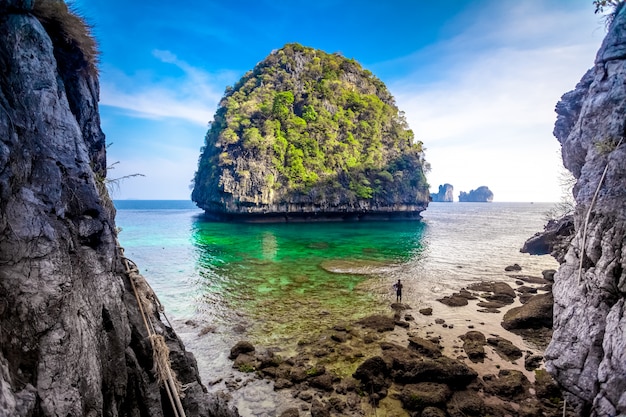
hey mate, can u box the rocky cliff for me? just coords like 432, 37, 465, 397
458, 186, 493, 202
0, 2, 235, 416
430, 183, 454, 202
545, 4, 626, 416
192, 43, 430, 221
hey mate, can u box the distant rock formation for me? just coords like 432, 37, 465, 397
0, 3, 235, 416
458, 186, 493, 202
192, 43, 430, 221
430, 183, 454, 202
542, 4, 626, 416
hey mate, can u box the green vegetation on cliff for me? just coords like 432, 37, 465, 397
192, 43, 429, 216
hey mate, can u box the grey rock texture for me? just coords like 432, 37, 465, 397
545, 4, 626, 416
458, 186, 493, 202
0, 3, 237, 417
430, 183, 454, 202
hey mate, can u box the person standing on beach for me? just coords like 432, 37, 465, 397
393, 279, 403, 303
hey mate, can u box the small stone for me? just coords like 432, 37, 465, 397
419, 307, 433, 316
505, 263, 522, 271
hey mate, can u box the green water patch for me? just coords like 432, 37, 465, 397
192, 220, 425, 346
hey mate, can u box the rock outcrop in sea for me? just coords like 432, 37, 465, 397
543, 4, 626, 416
430, 183, 454, 202
192, 43, 430, 221
0, 3, 235, 416
458, 186, 493, 202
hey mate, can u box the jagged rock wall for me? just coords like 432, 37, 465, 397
0, 3, 236, 416
546, 4, 626, 416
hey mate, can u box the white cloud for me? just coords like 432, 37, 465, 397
100, 51, 233, 126
389, 1, 605, 202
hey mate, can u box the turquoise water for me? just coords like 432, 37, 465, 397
114, 201, 559, 396
192, 220, 425, 342
115, 200, 427, 343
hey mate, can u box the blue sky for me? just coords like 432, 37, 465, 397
73, 0, 608, 201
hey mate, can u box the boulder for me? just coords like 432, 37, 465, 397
310, 374, 335, 392
467, 281, 516, 298
521, 216, 574, 263
446, 390, 485, 417
486, 336, 523, 361
229, 341, 256, 359
524, 354, 543, 371
505, 263, 522, 272
352, 356, 391, 394
542, 269, 556, 282
476, 301, 506, 309
356, 315, 396, 332
459, 331, 487, 363
437, 295, 469, 307
516, 286, 538, 294
391, 355, 478, 388
419, 307, 433, 316
310, 398, 330, 417
399, 382, 451, 411
501, 293, 553, 330
533, 369, 562, 401
484, 369, 530, 401
408, 337, 442, 358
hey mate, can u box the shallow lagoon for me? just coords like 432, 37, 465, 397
115, 201, 559, 414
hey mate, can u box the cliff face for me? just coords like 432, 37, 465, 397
192, 43, 430, 221
546, 5, 626, 416
430, 183, 454, 202
458, 186, 493, 202
0, 3, 228, 416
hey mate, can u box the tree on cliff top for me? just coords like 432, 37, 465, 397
593, 0, 625, 26
192, 43, 430, 214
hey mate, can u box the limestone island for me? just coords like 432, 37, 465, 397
459, 186, 494, 202
430, 183, 454, 202
192, 43, 430, 222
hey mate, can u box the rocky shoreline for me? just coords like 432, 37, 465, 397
222, 265, 571, 417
